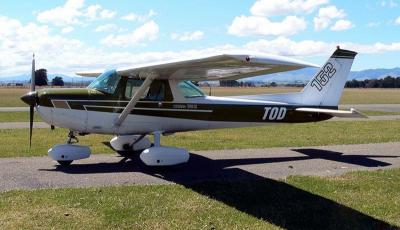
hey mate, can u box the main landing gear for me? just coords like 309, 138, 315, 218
48, 131, 190, 166
111, 132, 190, 166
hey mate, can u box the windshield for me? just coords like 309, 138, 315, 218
87, 69, 121, 94
178, 81, 205, 98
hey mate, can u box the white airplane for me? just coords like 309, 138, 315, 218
21, 47, 365, 166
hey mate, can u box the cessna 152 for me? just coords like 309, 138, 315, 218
21, 47, 364, 166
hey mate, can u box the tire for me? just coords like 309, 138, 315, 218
57, 160, 73, 166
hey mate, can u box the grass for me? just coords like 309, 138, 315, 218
1, 120, 400, 158
2, 87, 400, 107
0, 168, 399, 229
0, 88, 29, 107
0, 112, 42, 122
360, 110, 400, 116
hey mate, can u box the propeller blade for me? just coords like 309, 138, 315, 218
29, 105, 34, 148
31, 53, 35, 92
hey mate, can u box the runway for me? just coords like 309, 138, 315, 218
0, 142, 399, 191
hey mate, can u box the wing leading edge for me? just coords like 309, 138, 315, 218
76, 53, 319, 80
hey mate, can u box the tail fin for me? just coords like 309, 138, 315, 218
300, 48, 357, 106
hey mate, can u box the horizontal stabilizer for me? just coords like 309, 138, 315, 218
295, 108, 367, 118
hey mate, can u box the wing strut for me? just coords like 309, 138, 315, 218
114, 74, 155, 126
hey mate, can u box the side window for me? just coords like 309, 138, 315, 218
125, 79, 145, 99
143, 80, 173, 101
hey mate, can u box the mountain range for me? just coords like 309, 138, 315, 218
1, 67, 400, 84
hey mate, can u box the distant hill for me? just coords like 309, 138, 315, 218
0, 73, 93, 83
243, 67, 400, 83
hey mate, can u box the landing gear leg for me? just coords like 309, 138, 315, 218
67, 130, 79, 144
153, 131, 161, 147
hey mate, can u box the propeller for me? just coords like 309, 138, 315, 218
20, 54, 37, 148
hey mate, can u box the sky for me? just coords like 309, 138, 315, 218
0, 0, 400, 77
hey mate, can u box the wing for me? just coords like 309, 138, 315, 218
76, 53, 319, 80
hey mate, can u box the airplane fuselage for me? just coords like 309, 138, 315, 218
35, 87, 333, 135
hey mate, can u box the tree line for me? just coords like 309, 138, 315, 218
31, 69, 64, 86
345, 76, 400, 88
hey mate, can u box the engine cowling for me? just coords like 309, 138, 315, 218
140, 147, 190, 166
110, 135, 152, 151
48, 144, 91, 161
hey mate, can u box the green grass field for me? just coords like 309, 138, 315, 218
0, 168, 398, 229
1, 120, 399, 158
0, 112, 42, 122
2, 87, 400, 107
0, 88, 29, 107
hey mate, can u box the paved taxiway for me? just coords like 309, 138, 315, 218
0, 142, 399, 191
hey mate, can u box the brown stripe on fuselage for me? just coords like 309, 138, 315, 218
51, 100, 71, 109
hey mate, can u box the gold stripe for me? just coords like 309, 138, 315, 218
52, 100, 70, 109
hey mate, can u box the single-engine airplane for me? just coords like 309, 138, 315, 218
21, 47, 365, 166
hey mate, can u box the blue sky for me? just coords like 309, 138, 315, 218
0, 0, 400, 77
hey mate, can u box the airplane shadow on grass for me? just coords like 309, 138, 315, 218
49, 148, 399, 229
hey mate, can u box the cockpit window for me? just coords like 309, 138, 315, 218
178, 81, 205, 98
87, 69, 121, 94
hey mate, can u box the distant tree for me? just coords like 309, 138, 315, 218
35, 69, 48, 86
270, 82, 277, 87
219, 80, 240, 87
52, 76, 64, 86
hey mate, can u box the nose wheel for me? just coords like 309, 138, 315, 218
57, 160, 73, 166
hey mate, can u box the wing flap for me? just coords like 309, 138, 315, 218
296, 108, 367, 118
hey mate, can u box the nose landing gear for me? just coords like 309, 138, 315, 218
48, 130, 91, 166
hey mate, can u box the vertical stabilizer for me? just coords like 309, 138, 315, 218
300, 48, 357, 106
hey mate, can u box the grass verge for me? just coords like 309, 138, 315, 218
1, 120, 400, 158
0, 112, 42, 122
0, 169, 398, 229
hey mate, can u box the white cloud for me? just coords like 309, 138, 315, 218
244, 37, 400, 56
101, 21, 159, 47
331, 19, 353, 31
395, 16, 400, 25
228, 15, 306, 36
37, 0, 115, 26
85, 5, 116, 20
171, 31, 204, 41
121, 10, 156, 22
367, 22, 381, 27
61, 26, 74, 34
3, 15, 400, 78
94, 24, 118, 32
36, 0, 84, 26
250, 0, 328, 16
313, 5, 349, 31
380, 0, 398, 8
